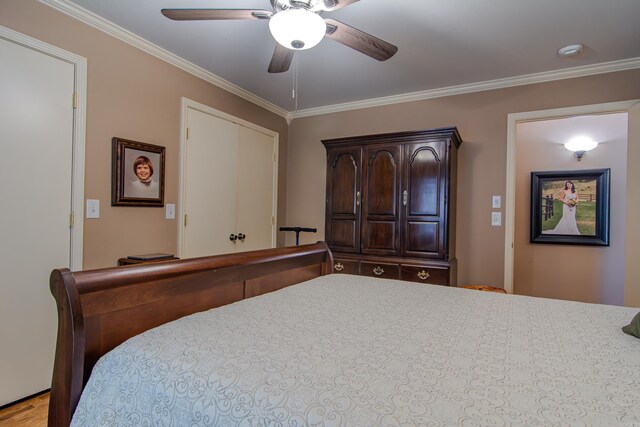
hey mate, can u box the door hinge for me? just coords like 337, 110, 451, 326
184, 214, 188, 227
69, 212, 74, 228
72, 92, 77, 109
186, 127, 191, 140
272, 216, 275, 225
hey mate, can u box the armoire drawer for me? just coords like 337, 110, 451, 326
360, 261, 400, 280
332, 258, 359, 275
400, 265, 449, 286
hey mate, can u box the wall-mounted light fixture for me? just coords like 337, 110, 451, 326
564, 135, 598, 161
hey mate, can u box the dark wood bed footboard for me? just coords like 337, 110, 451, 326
48, 242, 334, 427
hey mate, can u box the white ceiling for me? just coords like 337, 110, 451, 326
62, 0, 640, 114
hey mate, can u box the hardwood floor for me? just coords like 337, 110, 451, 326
0, 392, 48, 426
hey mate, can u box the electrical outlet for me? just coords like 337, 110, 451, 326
491, 212, 501, 226
492, 195, 501, 209
86, 199, 100, 219
165, 203, 175, 220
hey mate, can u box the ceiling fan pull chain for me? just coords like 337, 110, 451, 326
291, 51, 296, 100
294, 52, 299, 111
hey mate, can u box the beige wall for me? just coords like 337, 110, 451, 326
514, 117, 627, 304
286, 70, 640, 289
0, 1, 289, 269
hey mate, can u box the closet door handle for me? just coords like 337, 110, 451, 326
237, 233, 246, 241
356, 191, 361, 206
229, 234, 238, 242
403, 190, 407, 206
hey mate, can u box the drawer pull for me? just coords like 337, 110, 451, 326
334, 262, 344, 272
373, 266, 384, 276
417, 270, 430, 280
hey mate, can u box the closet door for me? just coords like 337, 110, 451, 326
183, 108, 239, 258
325, 147, 361, 253
361, 144, 402, 256
402, 140, 448, 258
235, 125, 276, 252
182, 106, 277, 258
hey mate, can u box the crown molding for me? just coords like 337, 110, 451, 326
39, 0, 288, 119
289, 57, 640, 120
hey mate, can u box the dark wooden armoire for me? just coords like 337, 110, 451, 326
322, 127, 462, 286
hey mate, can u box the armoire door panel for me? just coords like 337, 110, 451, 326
405, 221, 440, 255
325, 147, 361, 252
365, 149, 398, 215
362, 145, 402, 256
365, 221, 397, 251
331, 152, 359, 215
403, 141, 447, 257
407, 145, 441, 217
330, 219, 358, 249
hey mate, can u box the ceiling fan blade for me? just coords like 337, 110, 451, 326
322, 0, 360, 12
324, 18, 398, 61
161, 9, 273, 21
268, 44, 294, 73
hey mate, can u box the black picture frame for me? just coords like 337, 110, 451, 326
112, 137, 165, 207
530, 169, 610, 246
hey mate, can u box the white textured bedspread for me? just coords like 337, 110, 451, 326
72, 275, 640, 426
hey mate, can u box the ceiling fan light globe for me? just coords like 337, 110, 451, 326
269, 9, 326, 50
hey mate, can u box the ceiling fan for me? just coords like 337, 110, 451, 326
161, 0, 398, 73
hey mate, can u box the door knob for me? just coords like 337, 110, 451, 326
237, 233, 246, 241
229, 234, 238, 242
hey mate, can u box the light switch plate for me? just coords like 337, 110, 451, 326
492, 195, 501, 209
491, 212, 501, 226
86, 199, 100, 219
165, 203, 175, 220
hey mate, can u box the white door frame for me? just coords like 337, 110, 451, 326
504, 100, 639, 294
178, 98, 279, 257
0, 25, 86, 270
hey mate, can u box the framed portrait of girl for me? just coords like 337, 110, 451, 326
112, 137, 165, 207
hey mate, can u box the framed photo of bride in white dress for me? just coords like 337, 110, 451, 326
112, 137, 165, 207
530, 169, 610, 246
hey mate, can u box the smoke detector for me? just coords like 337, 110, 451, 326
558, 44, 584, 58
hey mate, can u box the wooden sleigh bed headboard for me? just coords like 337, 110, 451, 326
48, 242, 334, 427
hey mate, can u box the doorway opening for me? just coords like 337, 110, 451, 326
505, 101, 638, 304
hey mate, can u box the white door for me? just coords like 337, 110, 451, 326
181, 105, 277, 258
235, 126, 277, 252
183, 108, 239, 258
0, 37, 74, 404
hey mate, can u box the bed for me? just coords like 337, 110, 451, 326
48, 242, 640, 426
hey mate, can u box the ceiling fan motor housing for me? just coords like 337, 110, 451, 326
271, 0, 328, 13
